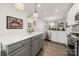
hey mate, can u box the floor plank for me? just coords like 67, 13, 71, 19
38, 40, 66, 56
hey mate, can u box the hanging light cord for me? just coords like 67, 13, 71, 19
35, 3, 37, 13
33, 1, 38, 17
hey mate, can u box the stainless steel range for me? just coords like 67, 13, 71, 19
67, 33, 79, 56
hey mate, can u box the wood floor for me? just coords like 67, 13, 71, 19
38, 40, 66, 56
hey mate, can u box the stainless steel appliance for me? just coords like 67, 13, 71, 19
45, 30, 51, 40
67, 34, 78, 56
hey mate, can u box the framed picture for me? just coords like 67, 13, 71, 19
6, 16, 23, 29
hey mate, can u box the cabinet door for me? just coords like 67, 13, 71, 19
39, 34, 43, 50
6, 38, 31, 54
14, 43, 31, 56
51, 31, 57, 42
32, 38, 39, 56
52, 32, 66, 44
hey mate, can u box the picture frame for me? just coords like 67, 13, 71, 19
6, 16, 23, 29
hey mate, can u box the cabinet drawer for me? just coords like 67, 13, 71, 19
32, 35, 39, 41
6, 38, 31, 54
15, 44, 31, 56
39, 34, 43, 37
8, 43, 31, 56
39, 34, 43, 39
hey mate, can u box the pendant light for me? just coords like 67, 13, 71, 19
33, 3, 38, 17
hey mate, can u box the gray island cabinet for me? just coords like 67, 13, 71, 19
1, 33, 43, 56
7, 38, 32, 56
32, 34, 43, 56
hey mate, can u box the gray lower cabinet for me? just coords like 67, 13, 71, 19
6, 38, 31, 55
32, 34, 43, 56
7, 38, 31, 56
5, 33, 43, 56
14, 43, 31, 56
32, 36, 40, 56
8, 43, 31, 56
39, 34, 43, 50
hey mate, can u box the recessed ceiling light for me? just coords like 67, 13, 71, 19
55, 9, 58, 12
15, 3, 24, 11
37, 4, 41, 7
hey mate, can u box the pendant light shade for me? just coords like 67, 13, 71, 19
33, 11, 38, 17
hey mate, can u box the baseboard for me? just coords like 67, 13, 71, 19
36, 48, 43, 56
44, 39, 51, 41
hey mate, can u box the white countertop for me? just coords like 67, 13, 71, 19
0, 32, 43, 49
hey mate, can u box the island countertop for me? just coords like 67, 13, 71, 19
0, 32, 43, 50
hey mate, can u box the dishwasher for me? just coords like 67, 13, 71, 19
45, 30, 51, 40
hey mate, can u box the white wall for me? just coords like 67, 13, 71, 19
0, 3, 29, 36
36, 18, 48, 32
0, 3, 47, 37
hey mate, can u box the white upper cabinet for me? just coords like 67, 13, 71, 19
67, 4, 79, 26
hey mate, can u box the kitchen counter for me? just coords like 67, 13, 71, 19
0, 32, 43, 50
46, 30, 67, 44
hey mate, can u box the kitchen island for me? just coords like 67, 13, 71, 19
0, 32, 44, 56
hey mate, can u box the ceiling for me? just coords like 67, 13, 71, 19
22, 3, 73, 23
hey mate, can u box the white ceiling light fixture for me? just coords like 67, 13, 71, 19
37, 4, 41, 7
15, 3, 24, 11
33, 3, 38, 17
55, 9, 58, 12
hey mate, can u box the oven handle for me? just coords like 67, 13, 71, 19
67, 34, 71, 37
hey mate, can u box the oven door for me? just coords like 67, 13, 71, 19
67, 35, 75, 45
67, 35, 75, 56
67, 44, 75, 56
